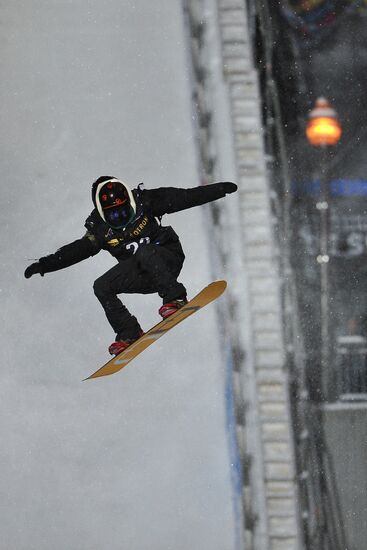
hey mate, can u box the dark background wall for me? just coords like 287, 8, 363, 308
260, 2, 367, 400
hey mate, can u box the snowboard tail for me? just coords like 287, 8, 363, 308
84, 280, 227, 380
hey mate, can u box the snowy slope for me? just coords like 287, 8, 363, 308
0, 2, 236, 549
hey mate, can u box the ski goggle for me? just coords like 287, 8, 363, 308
103, 204, 135, 229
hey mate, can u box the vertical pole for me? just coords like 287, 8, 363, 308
316, 147, 330, 400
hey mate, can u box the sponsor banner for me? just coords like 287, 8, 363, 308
291, 177, 367, 345
292, 179, 367, 258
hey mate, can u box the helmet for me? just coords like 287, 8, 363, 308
93, 177, 137, 229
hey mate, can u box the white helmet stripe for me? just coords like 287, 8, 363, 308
95, 178, 136, 223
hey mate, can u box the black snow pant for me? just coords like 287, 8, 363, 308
93, 242, 186, 341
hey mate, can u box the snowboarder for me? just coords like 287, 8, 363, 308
24, 177, 237, 355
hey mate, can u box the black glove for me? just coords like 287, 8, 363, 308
24, 262, 44, 279
220, 182, 238, 194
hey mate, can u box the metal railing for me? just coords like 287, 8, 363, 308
296, 404, 348, 550
334, 335, 367, 401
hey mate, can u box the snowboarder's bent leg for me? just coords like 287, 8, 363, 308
134, 243, 186, 302
93, 243, 186, 345
93, 263, 143, 340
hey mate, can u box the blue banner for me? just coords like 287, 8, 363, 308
292, 179, 367, 196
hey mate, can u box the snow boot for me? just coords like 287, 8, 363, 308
158, 296, 188, 320
108, 329, 144, 356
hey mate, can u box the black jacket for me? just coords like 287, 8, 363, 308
38, 182, 235, 274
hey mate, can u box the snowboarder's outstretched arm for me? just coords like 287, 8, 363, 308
142, 181, 237, 217
24, 232, 101, 278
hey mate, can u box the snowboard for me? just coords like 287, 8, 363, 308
84, 280, 227, 380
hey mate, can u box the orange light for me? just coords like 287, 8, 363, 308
306, 98, 342, 147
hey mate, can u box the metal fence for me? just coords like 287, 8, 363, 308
334, 335, 367, 401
